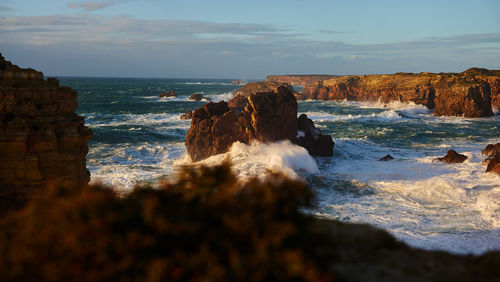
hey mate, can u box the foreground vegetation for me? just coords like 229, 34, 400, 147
0, 164, 499, 281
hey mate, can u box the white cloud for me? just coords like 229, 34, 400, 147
67, 1, 115, 12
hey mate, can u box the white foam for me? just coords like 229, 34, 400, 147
303, 110, 402, 123
179, 141, 319, 180
84, 113, 190, 129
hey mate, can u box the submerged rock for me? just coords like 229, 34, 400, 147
189, 93, 209, 101
433, 150, 468, 164
379, 154, 394, 161
158, 90, 176, 98
295, 114, 334, 157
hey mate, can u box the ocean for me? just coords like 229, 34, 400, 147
61, 77, 500, 255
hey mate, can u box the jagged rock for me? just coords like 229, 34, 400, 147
180, 110, 192, 120
299, 70, 499, 117
158, 90, 176, 98
295, 114, 334, 157
186, 86, 336, 161
232, 80, 243, 85
379, 154, 394, 161
0, 53, 92, 203
485, 153, 500, 175
482, 143, 500, 157
189, 93, 210, 101
433, 150, 468, 164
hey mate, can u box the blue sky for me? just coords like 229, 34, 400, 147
1, 0, 499, 78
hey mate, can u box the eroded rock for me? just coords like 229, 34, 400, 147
295, 114, 334, 157
158, 90, 176, 98
433, 150, 468, 164
485, 154, 500, 175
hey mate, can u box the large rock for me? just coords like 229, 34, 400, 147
300, 70, 499, 117
433, 150, 468, 164
185, 87, 301, 162
295, 114, 334, 156
0, 53, 92, 203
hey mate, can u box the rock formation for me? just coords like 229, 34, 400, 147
232, 80, 243, 85
0, 53, 92, 202
235, 81, 300, 99
295, 114, 334, 157
186, 87, 334, 162
158, 90, 176, 98
299, 69, 500, 117
266, 75, 340, 85
189, 93, 209, 101
482, 143, 500, 157
379, 154, 394, 161
433, 150, 468, 164
180, 110, 193, 120
485, 154, 500, 175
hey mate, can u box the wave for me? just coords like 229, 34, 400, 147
177, 141, 319, 180
84, 113, 190, 129
303, 110, 402, 123
177, 82, 237, 86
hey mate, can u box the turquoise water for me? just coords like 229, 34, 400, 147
62, 77, 500, 255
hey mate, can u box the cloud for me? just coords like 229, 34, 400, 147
0, 14, 499, 77
0, 5, 13, 12
67, 1, 115, 12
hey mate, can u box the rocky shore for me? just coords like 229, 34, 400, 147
0, 54, 91, 208
298, 68, 500, 117
266, 74, 340, 85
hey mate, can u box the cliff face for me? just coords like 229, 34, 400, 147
300, 69, 499, 117
0, 54, 92, 201
266, 75, 340, 86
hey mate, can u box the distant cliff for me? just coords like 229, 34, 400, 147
0, 53, 92, 205
266, 75, 340, 86
299, 68, 500, 117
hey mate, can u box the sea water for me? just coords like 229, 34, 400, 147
62, 77, 500, 255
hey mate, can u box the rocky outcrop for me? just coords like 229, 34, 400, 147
379, 154, 394, 161
0, 53, 92, 203
295, 114, 334, 157
158, 90, 176, 98
235, 81, 298, 98
266, 75, 340, 85
189, 93, 209, 101
486, 154, 500, 175
433, 150, 468, 164
482, 143, 500, 157
180, 110, 192, 120
186, 87, 333, 162
232, 80, 243, 85
300, 69, 499, 117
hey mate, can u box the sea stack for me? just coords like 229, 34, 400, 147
0, 53, 92, 202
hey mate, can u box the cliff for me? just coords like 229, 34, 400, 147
266, 74, 340, 85
300, 69, 500, 117
0, 53, 92, 205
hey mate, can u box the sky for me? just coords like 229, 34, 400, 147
0, 0, 499, 79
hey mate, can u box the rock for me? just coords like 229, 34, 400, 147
266, 75, 340, 86
379, 154, 394, 161
433, 150, 468, 164
482, 143, 500, 157
299, 70, 499, 117
482, 157, 493, 166
235, 81, 296, 97
189, 93, 209, 101
485, 153, 500, 175
158, 90, 176, 98
232, 80, 243, 85
227, 94, 248, 114
185, 86, 298, 162
294, 114, 334, 157
180, 110, 192, 120
0, 53, 92, 204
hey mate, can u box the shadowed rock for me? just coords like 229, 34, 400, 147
433, 150, 468, 164
158, 90, 176, 98
486, 153, 500, 175
180, 110, 192, 120
482, 143, 500, 157
295, 114, 334, 157
379, 154, 394, 161
189, 93, 210, 101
